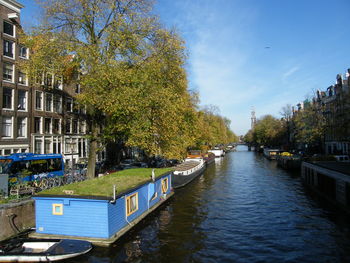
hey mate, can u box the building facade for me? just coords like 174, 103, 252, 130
0, 0, 29, 155
0, 0, 94, 167
319, 72, 350, 155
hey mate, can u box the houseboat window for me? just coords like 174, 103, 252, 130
126, 193, 138, 216
162, 178, 169, 193
52, 204, 63, 215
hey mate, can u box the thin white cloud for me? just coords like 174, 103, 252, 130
282, 66, 300, 80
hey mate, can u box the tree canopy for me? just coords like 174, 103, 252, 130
20, 0, 237, 177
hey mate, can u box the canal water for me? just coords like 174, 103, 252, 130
68, 145, 350, 263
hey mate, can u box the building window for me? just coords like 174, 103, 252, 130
79, 121, 86, 134
53, 77, 62, 89
73, 120, 78, 134
2, 116, 12, 137
66, 98, 72, 112
34, 138, 42, 154
3, 21, 14, 37
52, 204, 63, 215
53, 119, 60, 134
45, 74, 52, 87
75, 84, 80, 94
19, 46, 28, 59
44, 139, 51, 154
44, 118, 51, 133
126, 193, 138, 216
66, 119, 71, 133
17, 117, 26, 137
45, 93, 53, 112
162, 178, 169, 193
53, 94, 62, 113
18, 71, 27, 85
35, 91, 43, 110
17, 90, 27, 111
3, 39, 14, 58
2, 88, 12, 109
3, 63, 14, 82
34, 117, 41, 133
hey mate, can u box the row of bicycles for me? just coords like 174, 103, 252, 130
8, 171, 87, 197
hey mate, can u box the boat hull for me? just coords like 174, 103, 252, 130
0, 239, 92, 262
172, 164, 206, 189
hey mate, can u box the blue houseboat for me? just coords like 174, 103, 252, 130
30, 168, 173, 246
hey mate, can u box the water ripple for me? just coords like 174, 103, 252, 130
66, 146, 350, 263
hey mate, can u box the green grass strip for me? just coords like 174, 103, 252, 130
39, 168, 173, 198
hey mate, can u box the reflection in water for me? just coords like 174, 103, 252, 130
66, 146, 350, 263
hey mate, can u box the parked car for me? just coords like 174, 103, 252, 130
334, 155, 350, 162
167, 159, 180, 167
120, 159, 136, 170
150, 157, 167, 168
132, 162, 148, 168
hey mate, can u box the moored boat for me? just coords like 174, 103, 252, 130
203, 152, 215, 165
208, 149, 225, 157
172, 158, 206, 189
263, 148, 281, 160
0, 238, 92, 262
276, 152, 301, 170
30, 168, 173, 246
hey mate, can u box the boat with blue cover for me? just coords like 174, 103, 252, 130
0, 238, 92, 262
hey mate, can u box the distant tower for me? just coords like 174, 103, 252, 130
251, 107, 257, 129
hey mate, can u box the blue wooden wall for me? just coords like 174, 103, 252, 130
34, 172, 172, 239
34, 197, 110, 238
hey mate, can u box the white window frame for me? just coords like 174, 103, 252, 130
3, 39, 15, 59
17, 117, 27, 138
19, 46, 28, 59
2, 87, 13, 110
53, 118, 61, 134
2, 116, 13, 138
65, 119, 72, 133
18, 71, 28, 86
66, 98, 73, 112
72, 119, 78, 134
80, 120, 86, 134
44, 117, 52, 134
34, 117, 42, 134
34, 137, 43, 154
45, 93, 53, 112
35, 91, 43, 110
53, 94, 62, 113
3, 21, 15, 38
3, 62, 14, 83
17, 90, 27, 111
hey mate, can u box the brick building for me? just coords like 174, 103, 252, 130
0, 0, 97, 167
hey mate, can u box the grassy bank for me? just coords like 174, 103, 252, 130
38, 168, 173, 198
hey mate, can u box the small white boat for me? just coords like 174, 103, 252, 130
0, 238, 92, 262
208, 149, 225, 157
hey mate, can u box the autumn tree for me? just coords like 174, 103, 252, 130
20, 0, 209, 177
249, 115, 286, 147
292, 102, 326, 152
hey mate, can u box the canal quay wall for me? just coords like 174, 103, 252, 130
0, 199, 35, 241
301, 161, 350, 213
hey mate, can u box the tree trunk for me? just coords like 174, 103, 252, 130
87, 120, 98, 179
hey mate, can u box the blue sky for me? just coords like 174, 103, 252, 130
20, 0, 350, 135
